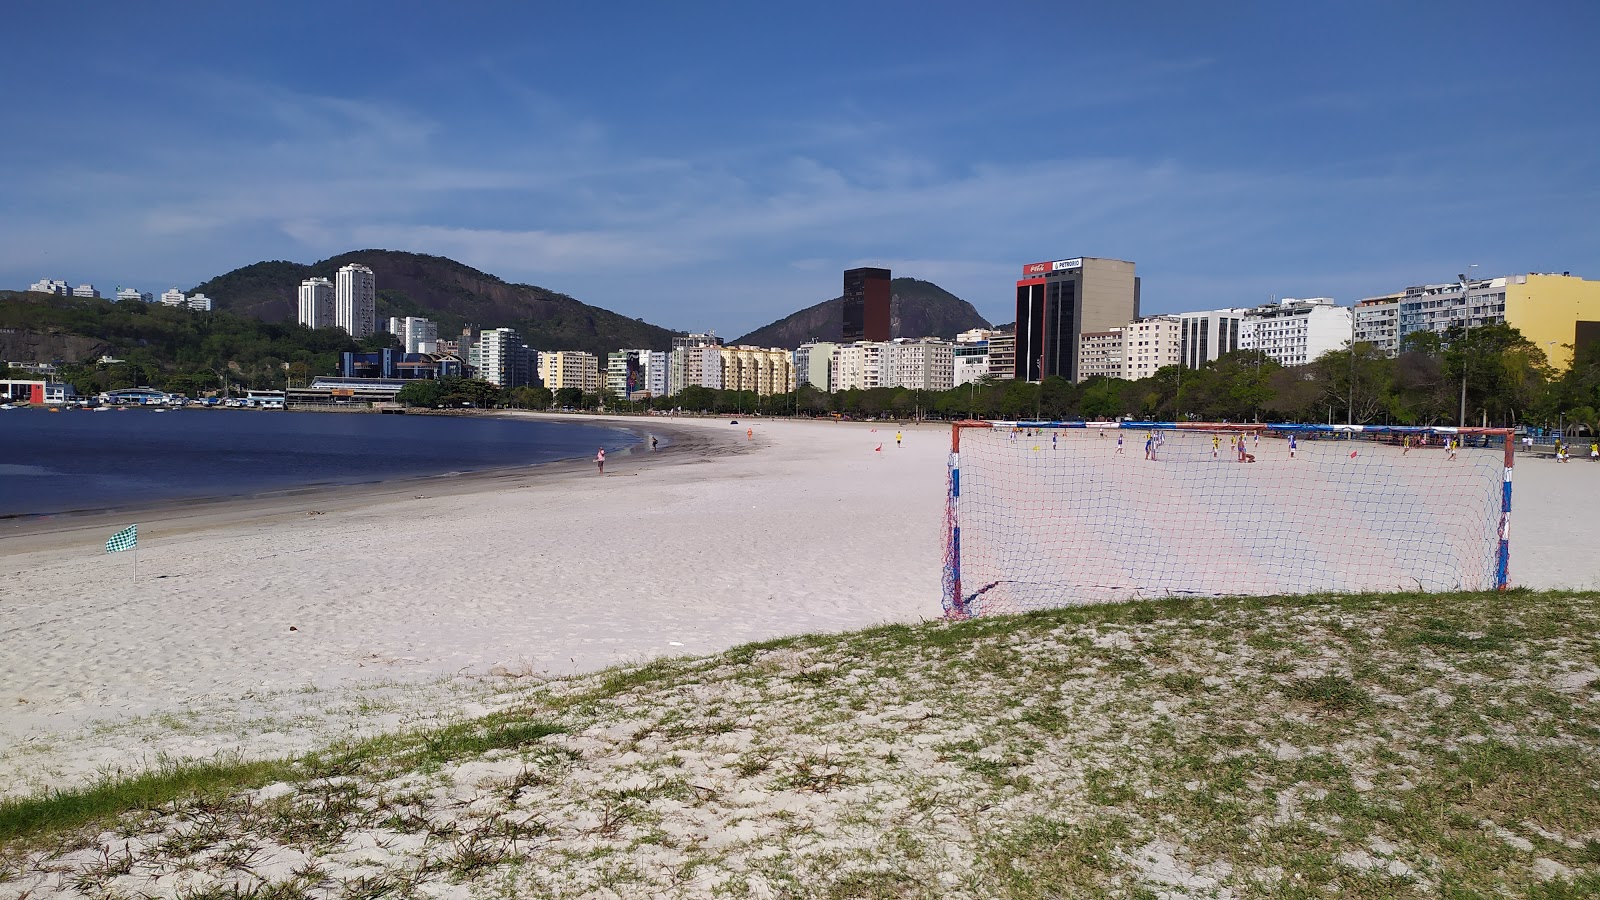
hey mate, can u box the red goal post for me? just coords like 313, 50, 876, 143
943, 421, 1514, 618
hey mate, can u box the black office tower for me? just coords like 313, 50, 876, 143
842, 267, 892, 342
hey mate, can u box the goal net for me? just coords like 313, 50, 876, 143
943, 422, 1512, 617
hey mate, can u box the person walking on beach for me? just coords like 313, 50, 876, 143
596, 447, 605, 474
747, 427, 753, 441
1403, 435, 1411, 456
1447, 438, 1458, 462
1212, 434, 1220, 459
1590, 441, 1598, 461
1288, 433, 1298, 459
1145, 433, 1156, 461
896, 430, 902, 447
1115, 434, 1124, 455
650, 435, 659, 450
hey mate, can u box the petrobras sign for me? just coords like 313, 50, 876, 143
1021, 258, 1083, 275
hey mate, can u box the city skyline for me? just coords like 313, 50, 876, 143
3, 3, 1596, 336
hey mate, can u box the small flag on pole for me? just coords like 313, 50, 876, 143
106, 524, 138, 553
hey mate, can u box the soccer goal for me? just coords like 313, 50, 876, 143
942, 422, 1513, 617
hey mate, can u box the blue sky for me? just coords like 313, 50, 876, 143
3, 1, 1596, 336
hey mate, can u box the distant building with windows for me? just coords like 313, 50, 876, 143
160, 288, 187, 307
538, 350, 601, 392
1379, 272, 1600, 369
28, 279, 70, 296
607, 349, 668, 399
842, 267, 892, 342
298, 277, 335, 329
668, 335, 724, 394
72, 284, 99, 299
389, 316, 439, 354
335, 264, 377, 338
115, 288, 154, 304
1238, 298, 1351, 367
1353, 294, 1402, 356
793, 341, 838, 391
469, 328, 534, 388
1177, 308, 1248, 369
953, 340, 989, 386
186, 293, 213, 312
986, 329, 1016, 381
720, 346, 794, 396
1077, 329, 1124, 381
1121, 317, 1180, 381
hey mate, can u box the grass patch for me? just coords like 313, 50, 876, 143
1281, 674, 1373, 712
0, 755, 296, 845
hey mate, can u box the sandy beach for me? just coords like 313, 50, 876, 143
2, 417, 1598, 798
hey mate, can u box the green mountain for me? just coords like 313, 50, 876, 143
191, 250, 680, 359
732, 277, 991, 348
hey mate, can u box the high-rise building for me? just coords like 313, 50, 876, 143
160, 288, 187, 307
72, 284, 99, 299
1120, 317, 1181, 381
883, 338, 955, 391
842, 267, 892, 342
1353, 295, 1402, 356
1239, 298, 1351, 367
471, 328, 533, 387
606, 349, 668, 399
538, 351, 602, 392
388, 316, 439, 354
668, 343, 724, 394
115, 288, 154, 304
298, 277, 335, 329
829, 342, 886, 392
953, 341, 989, 386
719, 346, 794, 396
986, 329, 1016, 381
1077, 329, 1125, 380
793, 341, 839, 390
335, 264, 377, 338
1015, 257, 1139, 382
186, 293, 213, 312
1177, 308, 1249, 369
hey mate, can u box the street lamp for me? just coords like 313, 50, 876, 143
1457, 264, 1478, 427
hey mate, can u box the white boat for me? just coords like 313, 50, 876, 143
0, 404, 13, 410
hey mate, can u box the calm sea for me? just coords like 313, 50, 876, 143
0, 409, 641, 518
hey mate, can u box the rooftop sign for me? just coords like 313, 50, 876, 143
1021, 258, 1084, 275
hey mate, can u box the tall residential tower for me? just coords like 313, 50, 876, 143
842, 267, 891, 342
335, 264, 377, 338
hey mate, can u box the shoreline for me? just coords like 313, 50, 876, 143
0, 412, 710, 553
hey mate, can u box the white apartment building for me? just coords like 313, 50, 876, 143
160, 289, 187, 307
298, 277, 335, 329
473, 328, 533, 387
28, 279, 70, 295
793, 341, 838, 390
186, 293, 213, 312
73, 284, 99, 299
538, 350, 601, 392
1177, 308, 1248, 369
1122, 316, 1180, 381
953, 341, 989, 386
1077, 329, 1124, 380
388, 316, 439, 354
668, 343, 724, 394
115, 288, 154, 304
606, 349, 669, 399
1353, 294, 1402, 356
335, 264, 377, 338
884, 338, 955, 391
830, 342, 885, 392
1238, 298, 1352, 367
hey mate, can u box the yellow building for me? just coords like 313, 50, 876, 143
538, 350, 601, 392
719, 345, 794, 395
1503, 273, 1600, 371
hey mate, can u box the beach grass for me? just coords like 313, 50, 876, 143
4, 589, 1599, 898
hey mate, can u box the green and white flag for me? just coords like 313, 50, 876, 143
106, 525, 138, 553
